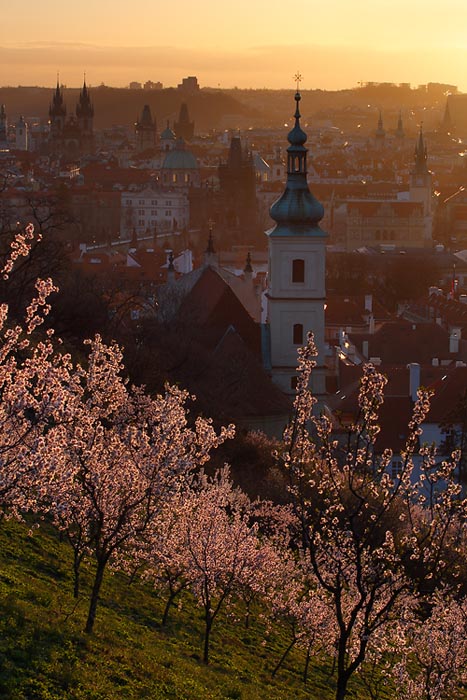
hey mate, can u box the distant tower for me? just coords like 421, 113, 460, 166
395, 110, 405, 140
0, 105, 7, 145
16, 116, 28, 151
270, 145, 286, 182
160, 120, 176, 152
135, 104, 157, 151
203, 220, 218, 268
218, 135, 257, 230
374, 109, 386, 149
174, 102, 195, 142
49, 79, 67, 140
410, 125, 433, 243
76, 77, 95, 153
266, 87, 327, 397
440, 99, 454, 135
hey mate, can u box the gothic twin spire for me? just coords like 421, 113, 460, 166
49, 76, 93, 120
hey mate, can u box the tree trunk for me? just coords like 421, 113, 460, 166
203, 612, 212, 664
303, 640, 312, 685
84, 558, 106, 634
162, 589, 178, 627
336, 673, 349, 700
73, 551, 80, 599
272, 637, 296, 678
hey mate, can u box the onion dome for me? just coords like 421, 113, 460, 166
268, 91, 325, 236
160, 121, 176, 141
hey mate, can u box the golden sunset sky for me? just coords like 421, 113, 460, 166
1, 0, 467, 90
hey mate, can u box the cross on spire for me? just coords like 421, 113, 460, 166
294, 72, 303, 91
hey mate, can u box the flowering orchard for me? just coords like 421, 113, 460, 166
1, 228, 467, 699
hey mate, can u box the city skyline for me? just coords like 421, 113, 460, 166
1, 0, 467, 91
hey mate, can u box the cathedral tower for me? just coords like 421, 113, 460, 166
49, 79, 66, 140
76, 78, 94, 153
266, 88, 327, 397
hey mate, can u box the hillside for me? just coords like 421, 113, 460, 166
2, 83, 465, 133
0, 86, 258, 132
0, 519, 373, 700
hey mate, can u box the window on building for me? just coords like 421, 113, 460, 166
166, 200, 172, 206
138, 219, 145, 226
138, 199, 145, 205
165, 210, 172, 217
292, 258, 305, 283
293, 323, 303, 345
126, 200, 133, 206
391, 460, 403, 479
139, 209, 145, 215
172, 174, 177, 183
151, 200, 158, 205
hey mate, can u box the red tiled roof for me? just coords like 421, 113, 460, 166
347, 200, 423, 217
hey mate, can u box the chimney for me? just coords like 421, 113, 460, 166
408, 363, 421, 402
364, 294, 373, 313
450, 328, 461, 353
368, 314, 375, 334
362, 340, 369, 359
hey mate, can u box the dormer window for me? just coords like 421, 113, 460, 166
292, 258, 305, 283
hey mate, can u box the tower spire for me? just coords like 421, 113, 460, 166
269, 84, 324, 232
414, 123, 428, 173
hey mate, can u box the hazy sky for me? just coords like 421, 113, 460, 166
1, 0, 467, 90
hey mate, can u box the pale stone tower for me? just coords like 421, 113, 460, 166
266, 88, 327, 397
16, 116, 28, 151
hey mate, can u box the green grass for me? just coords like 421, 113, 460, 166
0, 520, 382, 700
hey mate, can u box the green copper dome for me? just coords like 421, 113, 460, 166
162, 141, 198, 170
268, 91, 326, 238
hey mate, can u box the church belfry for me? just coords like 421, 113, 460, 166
410, 125, 432, 242
266, 85, 327, 397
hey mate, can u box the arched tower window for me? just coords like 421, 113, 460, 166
292, 258, 305, 283
293, 323, 303, 345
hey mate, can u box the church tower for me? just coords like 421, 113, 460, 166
76, 78, 94, 153
410, 126, 433, 243
395, 110, 405, 140
374, 109, 386, 149
266, 87, 327, 397
49, 79, 66, 141
15, 116, 28, 151
135, 104, 157, 151
440, 99, 454, 135
174, 102, 194, 142
0, 105, 7, 146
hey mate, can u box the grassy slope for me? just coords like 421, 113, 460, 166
0, 520, 380, 700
